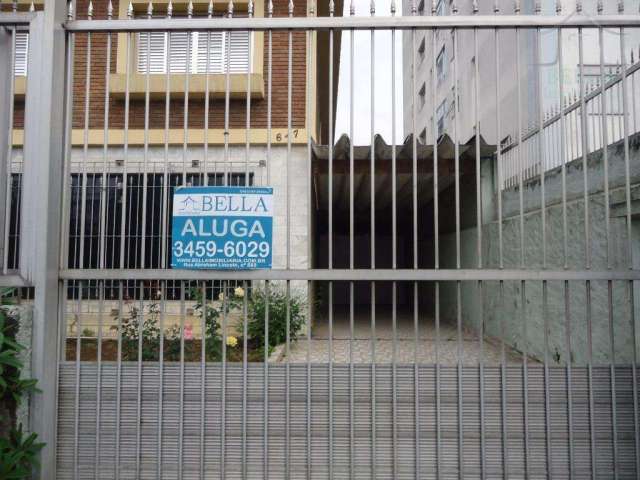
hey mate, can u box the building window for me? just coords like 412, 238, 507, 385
137, 29, 250, 74
436, 0, 445, 16
418, 83, 426, 110
66, 171, 253, 271
14, 32, 29, 76
417, 0, 425, 15
436, 46, 447, 85
436, 99, 446, 137
419, 128, 427, 144
418, 37, 426, 64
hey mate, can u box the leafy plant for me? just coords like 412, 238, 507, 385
0, 425, 44, 479
247, 287, 306, 356
81, 328, 95, 338
0, 291, 38, 406
113, 287, 243, 362
114, 300, 162, 361
0, 288, 44, 479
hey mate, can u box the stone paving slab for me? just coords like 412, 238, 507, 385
280, 309, 526, 365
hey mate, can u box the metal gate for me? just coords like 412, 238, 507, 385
1, 0, 640, 478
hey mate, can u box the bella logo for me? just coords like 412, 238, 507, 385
177, 194, 269, 214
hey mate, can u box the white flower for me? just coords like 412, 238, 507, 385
218, 292, 225, 302
234, 287, 245, 298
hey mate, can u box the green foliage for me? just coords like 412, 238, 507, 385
114, 301, 162, 361
246, 287, 306, 356
0, 289, 44, 478
81, 328, 95, 337
0, 291, 38, 405
0, 425, 44, 479
115, 287, 241, 362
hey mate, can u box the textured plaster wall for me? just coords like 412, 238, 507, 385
439, 135, 640, 366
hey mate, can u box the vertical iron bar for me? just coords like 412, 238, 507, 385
119, 27, 132, 270
265, 3, 273, 476
431, 9, 440, 475
598, 26, 611, 269
609, 280, 619, 480
522, 280, 529, 480
264, 279, 270, 479
99, 4, 113, 274
578, 28, 591, 270
328, 3, 335, 477
203, 0, 213, 190
160, 3, 172, 270
410, 5, 420, 478
586, 280, 596, 479
221, 280, 227, 480
473, 25, 481, 269
78, 19, 92, 271
369, 8, 376, 477
391, 12, 398, 479
178, 281, 186, 480
73, 280, 82, 480
242, 280, 248, 480
557, 22, 568, 269
543, 279, 553, 479
349, 4, 355, 477
564, 280, 575, 480
306, 5, 313, 480
136, 281, 144, 477
494, 26, 503, 269
536, 23, 547, 269
452, 23, 463, 480
157, 281, 166, 479
94, 281, 105, 478
286, 2, 293, 475
139, 6, 152, 271
115, 281, 124, 479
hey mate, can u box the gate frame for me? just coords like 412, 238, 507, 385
15, 2, 68, 478
3, 3, 640, 478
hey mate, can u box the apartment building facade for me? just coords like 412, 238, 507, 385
4, 0, 340, 276
403, 0, 639, 149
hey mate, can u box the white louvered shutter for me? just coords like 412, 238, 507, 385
14, 32, 29, 76
168, 31, 191, 73
196, 31, 224, 74
137, 32, 167, 73
226, 31, 250, 73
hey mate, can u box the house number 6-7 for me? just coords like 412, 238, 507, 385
275, 129, 299, 142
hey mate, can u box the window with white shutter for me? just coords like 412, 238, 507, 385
137, 19, 250, 74
14, 32, 29, 76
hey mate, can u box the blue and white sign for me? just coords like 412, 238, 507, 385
171, 186, 273, 270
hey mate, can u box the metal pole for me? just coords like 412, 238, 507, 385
25, 6, 67, 477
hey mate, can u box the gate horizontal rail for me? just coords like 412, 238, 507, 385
64, 14, 640, 32
59, 268, 640, 281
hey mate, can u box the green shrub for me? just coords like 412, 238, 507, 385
247, 286, 306, 356
0, 425, 44, 479
0, 288, 44, 479
0, 290, 38, 406
81, 328, 95, 338
115, 287, 241, 362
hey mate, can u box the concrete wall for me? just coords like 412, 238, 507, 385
439, 135, 640, 366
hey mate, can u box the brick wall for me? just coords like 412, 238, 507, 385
13, 0, 308, 131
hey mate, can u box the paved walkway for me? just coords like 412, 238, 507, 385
281, 307, 526, 365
